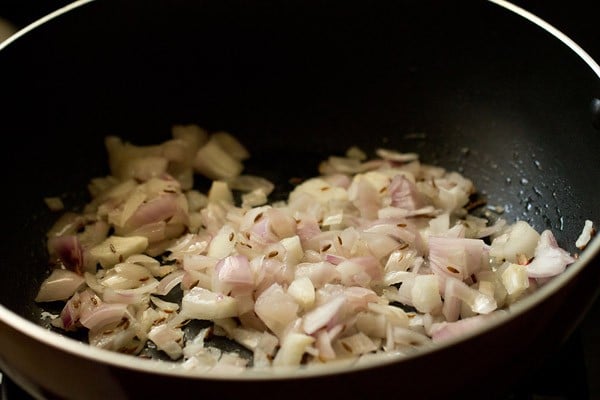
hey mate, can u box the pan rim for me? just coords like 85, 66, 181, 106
0, 0, 599, 381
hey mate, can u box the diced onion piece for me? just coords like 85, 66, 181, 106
181, 287, 239, 320
526, 230, 575, 278
430, 312, 506, 343
289, 178, 349, 206
186, 190, 208, 212
79, 303, 129, 330
171, 124, 209, 152
375, 148, 419, 162
226, 175, 274, 196
212, 255, 254, 295
338, 332, 378, 355
254, 283, 299, 337
280, 235, 303, 266
35, 269, 85, 302
346, 146, 367, 161
500, 263, 529, 302
155, 270, 185, 296
207, 224, 236, 259
575, 220, 595, 250
443, 278, 497, 322
287, 277, 316, 309
212, 131, 250, 161
208, 181, 234, 205
272, 332, 315, 367
411, 274, 442, 314
489, 221, 540, 263
428, 236, 488, 280
89, 236, 149, 268
242, 189, 269, 208
148, 324, 184, 360
193, 135, 244, 180
302, 294, 346, 335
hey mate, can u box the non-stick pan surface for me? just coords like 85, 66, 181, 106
0, 1, 599, 399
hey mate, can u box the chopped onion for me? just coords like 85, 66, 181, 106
526, 230, 575, 279
575, 220, 595, 250
35, 269, 85, 302
35, 125, 583, 371
489, 221, 540, 263
181, 287, 239, 320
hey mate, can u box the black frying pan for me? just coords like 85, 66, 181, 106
0, 1, 599, 399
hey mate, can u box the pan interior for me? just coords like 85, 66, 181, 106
0, 0, 598, 367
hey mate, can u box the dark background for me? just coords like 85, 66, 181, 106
1, 1, 598, 61
0, 1, 599, 399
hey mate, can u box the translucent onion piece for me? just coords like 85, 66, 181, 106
35, 269, 85, 302
181, 287, 239, 320
575, 220, 595, 250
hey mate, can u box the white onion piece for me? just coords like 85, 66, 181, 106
212, 255, 254, 295
319, 156, 362, 174
302, 294, 346, 335
171, 124, 209, 153
314, 328, 338, 361
89, 236, 149, 268
208, 181, 234, 205
337, 256, 382, 287
411, 274, 442, 314
280, 235, 303, 266
230, 328, 277, 357
207, 224, 236, 259
430, 311, 507, 343
181, 287, 239, 320
155, 270, 185, 296
295, 262, 339, 288
287, 277, 316, 309
193, 135, 244, 180
489, 221, 540, 263
212, 131, 250, 161
148, 324, 184, 360
348, 177, 380, 219
500, 263, 529, 302
392, 327, 432, 347
58, 291, 82, 330
254, 283, 299, 338
103, 288, 147, 304
575, 220, 595, 250
355, 312, 387, 339
88, 320, 140, 353
375, 148, 419, 163
183, 254, 219, 272
428, 236, 488, 281
338, 332, 378, 355
272, 332, 315, 367
226, 175, 274, 196
443, 278, 497, 322
241, 189, 268, 208
35, 269, 85, 302
79, 303, 130, 330
526, 230, 576, 279
388, 174, 428, 210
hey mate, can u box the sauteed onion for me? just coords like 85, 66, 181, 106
35, 124, 590, 372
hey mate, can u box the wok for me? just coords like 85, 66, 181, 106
0, 0, 599, 399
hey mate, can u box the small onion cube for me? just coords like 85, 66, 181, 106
181, 287, 239, 320
35, 269, 85, 302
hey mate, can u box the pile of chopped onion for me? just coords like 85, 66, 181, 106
35, 124, 593, 373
